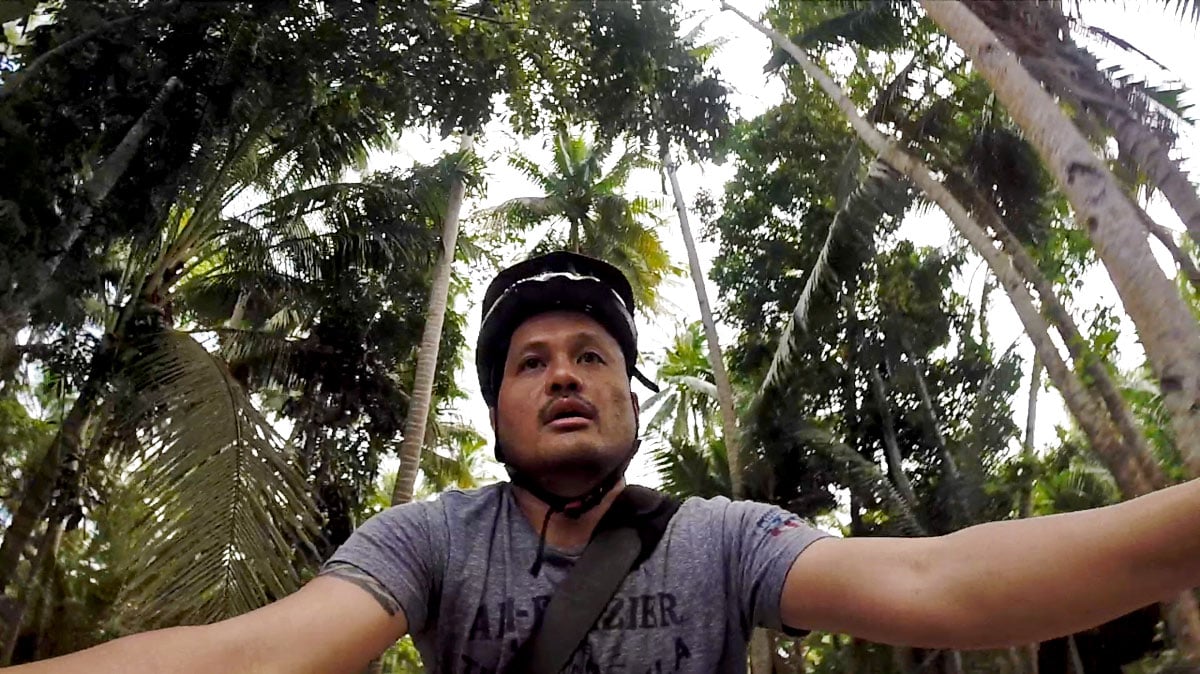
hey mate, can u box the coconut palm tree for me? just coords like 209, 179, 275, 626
918, 0, 1200, 481
390, 135, 479, 507
481, 130, 676, 312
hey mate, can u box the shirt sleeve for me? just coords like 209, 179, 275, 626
320, 499, 446, 633
721, 499, 831, 632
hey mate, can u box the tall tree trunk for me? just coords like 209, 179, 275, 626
664, 157, 745, 498
1109, 118, 1200, 255
946, 650, 965, 674
33, 76, 182, 305
568, 217, 582, 254
989, 4, 1200, 255
1020, 355, 1043, 674
391, 134, 473, 507
919, 0, 1200, 480
0, 313, 21, 394
0, 336, 113, 594
0, 76, 182, 378
1140, 210, 1200, 292
665, 155, 769, 672
959, 189, 1164, 485
868, 367, 919, 511
1020, 356, 1042, 520
749, 629, 772, 674
906, 349, 979, 523
724, 7, 1200, 658
0, 505, 65, 665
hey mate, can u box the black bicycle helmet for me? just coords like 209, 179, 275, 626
475, 250, 658, 407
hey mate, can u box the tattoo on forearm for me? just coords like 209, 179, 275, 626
320, 562, 402, 616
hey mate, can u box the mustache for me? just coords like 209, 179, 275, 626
539, 394, 598, 423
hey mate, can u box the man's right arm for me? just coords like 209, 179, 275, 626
5, 573, 408, 674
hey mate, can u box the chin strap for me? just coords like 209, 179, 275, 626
502, 440, 641, 576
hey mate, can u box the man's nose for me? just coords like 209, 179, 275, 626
545, 357, 583, 394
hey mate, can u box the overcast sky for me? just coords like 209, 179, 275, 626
369, 1, 1200, 491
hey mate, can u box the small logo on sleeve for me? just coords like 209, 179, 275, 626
756, 511, 803, 537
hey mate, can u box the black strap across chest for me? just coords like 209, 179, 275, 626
505, 485, 680, 674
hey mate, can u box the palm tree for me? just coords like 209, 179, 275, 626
641, 323, 720, 446
918, 0, 1200, 482
663, 159, 747, 498
391, 135, 478, 507
961, 0, 1200, 262
481, 130, 676, 311
723, 4, 1200, 658
0, 134, 455, 622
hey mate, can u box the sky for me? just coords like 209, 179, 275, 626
367, 1, 1200, 492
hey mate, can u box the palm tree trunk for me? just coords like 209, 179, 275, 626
946, 650, 965, 674
31, 76, 182, 306
1020, 356, 1042, 520
568, 217, 582, 254
962, 189, 1164, 484
919, 0, 1200, 479
906, 349, 978, 523
1140, 210, 1200, 292
391, 134, 473, 507
664, 158, 745, 499
1014, 10, 1200, 254
0, 505, 65, 665
666, 155, 770, 672
1113, 115, 1200, 255
868, 367, 919, 511
0, 313, 21, 394
749, 629, 772, 674
0, 76, 179, 390
0, 12, 140, 103
0, 336, 113, 594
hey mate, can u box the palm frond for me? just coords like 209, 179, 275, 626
595, 148, 654, 195
654, 436, 731, 499
508, 153, 553, 191
760, 158, 911, 394
113, 327, 320, 627
665, 374, 718, 399
1099, 0, 1200, 25
471, 196, 561, 234
779, 420, 925, 536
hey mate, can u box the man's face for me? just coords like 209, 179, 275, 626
492, 311, 639, 488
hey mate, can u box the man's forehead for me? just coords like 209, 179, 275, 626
507, 311, 616, 349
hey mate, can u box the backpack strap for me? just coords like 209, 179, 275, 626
507, 485, 680, 674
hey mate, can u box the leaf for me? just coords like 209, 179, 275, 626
666, 374, 719, 399
793, 0, 908, 54
760, 157, 912, 394
113, 327, 319, 628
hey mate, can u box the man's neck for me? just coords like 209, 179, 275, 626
512, 479, 627, 550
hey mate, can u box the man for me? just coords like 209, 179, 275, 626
9, 251, 1200, 674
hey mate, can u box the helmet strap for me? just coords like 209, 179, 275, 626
498, 439, 641, 575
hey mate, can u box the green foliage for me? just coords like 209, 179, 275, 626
642, 323, 720, 447
112, 326, 319, 627
484, 130, 678, 312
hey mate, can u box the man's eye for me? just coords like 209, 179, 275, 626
580, 351, 605, 364
519, 356, 543, 371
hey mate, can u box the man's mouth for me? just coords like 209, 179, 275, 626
543, 398, 597, 430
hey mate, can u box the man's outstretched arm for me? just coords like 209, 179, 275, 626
782, 477, 1200, 649
5, 573, 408, 674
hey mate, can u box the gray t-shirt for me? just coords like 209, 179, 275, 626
324, 483, 828, 673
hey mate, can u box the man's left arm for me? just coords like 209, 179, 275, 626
780, 478, 1200, 649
